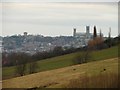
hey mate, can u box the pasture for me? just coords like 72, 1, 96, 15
3, 58, 118, 88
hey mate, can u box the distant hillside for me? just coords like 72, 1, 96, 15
2, 35, 75, 53
3, 34, 119, 55
3, 45, 118, 80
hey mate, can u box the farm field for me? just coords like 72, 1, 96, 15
3, 46, 118, 80
3, 58, 118, 88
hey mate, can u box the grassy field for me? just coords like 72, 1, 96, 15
67, 71, 118, 88
3, 58, 118, 88
3, 46, 118, 79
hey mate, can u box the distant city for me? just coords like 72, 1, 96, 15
1, 25, 110, 54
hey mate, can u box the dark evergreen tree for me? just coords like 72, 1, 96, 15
93, 26, 97, 39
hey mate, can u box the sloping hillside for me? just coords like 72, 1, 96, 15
3, 58, 118, 88
3, 46, 118, 79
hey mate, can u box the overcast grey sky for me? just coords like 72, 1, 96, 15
1, 0, 119, 2
1, 0, 118, 37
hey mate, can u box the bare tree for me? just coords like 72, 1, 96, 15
88, 37, 104, 50
15, 53, 30, 76
74, 49, 91, 64
29, 61, 38, 74
16, 63, 26, 76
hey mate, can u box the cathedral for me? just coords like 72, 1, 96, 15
73, 26, 103, 47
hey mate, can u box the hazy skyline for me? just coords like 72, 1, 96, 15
1, 1, 118, 37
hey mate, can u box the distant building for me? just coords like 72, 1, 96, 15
73, 28, 76, 37
73, 26, 103, 46
24, 32, 28, 37
73, 26, 92, 38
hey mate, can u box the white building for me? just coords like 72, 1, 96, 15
73, 26, 92, 47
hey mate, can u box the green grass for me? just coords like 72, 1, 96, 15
2, 46, 118, 79
91, 46, 118, 61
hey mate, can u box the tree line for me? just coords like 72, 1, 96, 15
2, 35, 120, 67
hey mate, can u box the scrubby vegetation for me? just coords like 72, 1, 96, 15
66, 72, 118, 88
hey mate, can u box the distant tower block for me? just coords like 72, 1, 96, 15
24, 32, 28, 37
86, 26, 90, 38
73, 28, 76, 37
86, 26, 90, 34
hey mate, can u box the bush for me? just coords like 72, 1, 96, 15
74, 50, 91, 64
